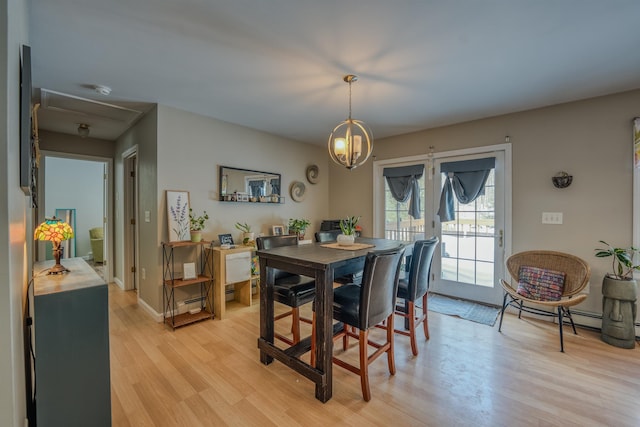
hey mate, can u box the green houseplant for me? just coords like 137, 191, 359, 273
594, 240, 640, 280
337, 215, 360, 246
189, 209, 209, 242
594, 240, 639, 348
288, 218, 310, 240
235, 222, 254, 244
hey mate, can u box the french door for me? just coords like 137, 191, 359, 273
375, 146, 510, 306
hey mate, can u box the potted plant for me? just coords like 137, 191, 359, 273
189, 209, 209, 242
594, 240, 639, 348
288, 218, 311, 240
235, 222, 254, 244
337, 215, 360, 246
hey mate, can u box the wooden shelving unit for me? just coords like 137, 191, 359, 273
162, 240, 214, 329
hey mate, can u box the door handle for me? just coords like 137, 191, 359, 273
498, 229, 503, 248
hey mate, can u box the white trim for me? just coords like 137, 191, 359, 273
122, 146, 139, 292
38, 150, 114, 283
633, 118, 639, 279
113, 277, 125, 290
137, 296, 164, 322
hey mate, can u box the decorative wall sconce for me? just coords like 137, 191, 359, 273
552, 171, 573, 189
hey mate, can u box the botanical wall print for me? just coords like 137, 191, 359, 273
166, 190, 190, 241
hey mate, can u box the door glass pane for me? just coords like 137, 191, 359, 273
439, 168, 495, 287
384, 169, 425, 242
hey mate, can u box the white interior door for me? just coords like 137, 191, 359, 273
430, 151, 506, 306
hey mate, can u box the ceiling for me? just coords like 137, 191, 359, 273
29, 0, 640, 144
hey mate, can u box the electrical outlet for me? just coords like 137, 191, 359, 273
141, 268, 146, 280
542, 212, 563, 224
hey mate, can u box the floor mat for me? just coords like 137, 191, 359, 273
428, 293, 500, 326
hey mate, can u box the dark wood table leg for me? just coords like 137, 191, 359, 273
314, 267, 333, 402
259, 258, 274, 365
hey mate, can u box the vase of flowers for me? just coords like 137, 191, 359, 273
337, 216, 360, 246
189, 209, 209, 242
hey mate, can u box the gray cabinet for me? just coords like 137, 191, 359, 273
33, 258, 111, 427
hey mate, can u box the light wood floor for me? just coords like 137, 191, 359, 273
108, 284, 640, 427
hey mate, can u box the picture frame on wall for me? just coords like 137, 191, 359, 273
272, 225, 285, 236
20, 44, 32, 196
166, 190, 190, 242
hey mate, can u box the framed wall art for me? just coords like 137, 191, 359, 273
166, 190, 190, 242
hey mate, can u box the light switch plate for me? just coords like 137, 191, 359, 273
542, 212, 563, 224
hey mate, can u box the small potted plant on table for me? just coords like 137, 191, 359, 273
288, 218, 311, 240
337, 215, 360, 246
189, 209, 209, 242
235, 222, 254, 245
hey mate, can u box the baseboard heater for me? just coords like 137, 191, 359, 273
183, 296, 205, 305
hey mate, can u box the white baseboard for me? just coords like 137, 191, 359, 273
113, 277, 124, 290
137, 297, 163, 322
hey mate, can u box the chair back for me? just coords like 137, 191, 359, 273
406, 237, 439, 301
315, 230, 340, 243
256, 234, 298, 250
505, 250, 591, 297
359, 246, 406, 328
256, 235, 299, 280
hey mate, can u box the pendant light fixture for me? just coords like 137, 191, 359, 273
328, 74, 373, 170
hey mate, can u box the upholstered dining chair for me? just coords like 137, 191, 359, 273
498, 250, 591, 352
256, 235, 316, 345
314, 231, 364, 285
311, 246, 405, 401
393, 237, 438, 356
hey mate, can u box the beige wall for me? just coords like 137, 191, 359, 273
114, 106, 158, 308
39, 129, 114, 158
113, 104, 329, 315
0, 0, 30, 424
330, 89, 640, 316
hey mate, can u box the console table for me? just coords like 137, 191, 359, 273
33, 257, 111, 427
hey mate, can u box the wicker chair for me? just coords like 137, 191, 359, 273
498, 250, 591, 352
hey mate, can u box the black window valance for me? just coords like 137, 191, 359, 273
383, 164, 425, 219
437, 157, 495, 222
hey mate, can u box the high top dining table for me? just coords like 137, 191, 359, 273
257, 237, 409, 403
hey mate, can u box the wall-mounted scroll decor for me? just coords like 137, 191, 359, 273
306, 164, 319, 184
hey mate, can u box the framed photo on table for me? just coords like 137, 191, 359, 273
166, 190, 190, 242
272, 225, 285, 236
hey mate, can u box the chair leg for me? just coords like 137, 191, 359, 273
407, 302, 418, 357
422, 293, 430, 340
498, 292, 509, 332
565, 307, 578, 334
359, 329, 371, 402
386, 314, 396, 375
518, 300, 524, 319
343, 323, 350, 351
310, 312, 316, 367
558, 306, 565, 352
291, 307, 301, 344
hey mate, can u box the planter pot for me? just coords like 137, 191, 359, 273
601, 275, 637, 349
190, 231, 202, 243
337, 234, 355, 246
243, 232, 255, 244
